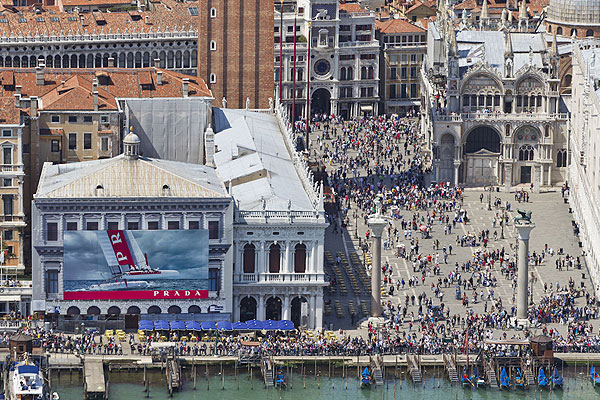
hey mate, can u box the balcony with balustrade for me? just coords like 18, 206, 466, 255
234, 272, 326, 284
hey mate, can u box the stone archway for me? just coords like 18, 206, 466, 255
147, 305, 162, 314
266, 296, 282, 321
87, 306, 101, 315
311, 88, 331, 116
291, 296, 308, 327
240, 296, 257, 322
67, 306, 80, 316
464, 125, 501, 185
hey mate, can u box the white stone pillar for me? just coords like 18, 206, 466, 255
285, 241, 292, 274
368, 215, 386, 318
282, 295, 290, 320
258, 295, 265, 320
315, 293, 323, 329
534, 165, 541, 193
515, 222, 535, 320
453, 161, 460, 186
504, 164, 512, 192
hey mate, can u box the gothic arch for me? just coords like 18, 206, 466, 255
463, 125, 501, 154
460, 71, 504, 95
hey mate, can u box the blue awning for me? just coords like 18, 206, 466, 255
185, 321, 202, 331
263, 320, 277, 330
138, 321, 154, 331
154, 320, 170, 330
216, 321, 232, 331
232, 322, 249, 330
277, 320, 294, 331
245, 320, 263, 330
18, 365, 39, 374
170, 321, 186, 330
201, 321, 217, 331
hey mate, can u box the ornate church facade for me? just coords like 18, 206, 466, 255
421, 15, 569, 190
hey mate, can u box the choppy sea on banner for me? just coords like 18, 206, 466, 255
64, 279, 208, 292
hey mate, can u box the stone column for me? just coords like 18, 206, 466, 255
368, 213, 386, 318
515, 222, 535, 320
282, 295, 290, 320
504, 164, 512, 193
258, 295, 265, 320
453, 161, 461, 186
534, 165, 541, 193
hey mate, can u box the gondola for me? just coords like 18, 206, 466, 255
591, 366, 600, 385
538, 367, 548, 388
462, 367, 473, 387
551, 368, 563, 389
499, 368, 510, 389
360, 367, 371, 389
275, 368, 287, 389
515, 368, 527, 389
473, 367, 486, 388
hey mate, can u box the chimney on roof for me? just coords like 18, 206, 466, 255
182, 78, 189, 98
154, 58, 160, 68
157, 70, 163, 85
61, 80, 65, 87
14, 93, 21, 108
145, 15, 150, 24
107, 57, 115, 68
15, 85, 21, 96
36, 63, 45, 86
93, 79, 99, 112
30, 96, 38, 117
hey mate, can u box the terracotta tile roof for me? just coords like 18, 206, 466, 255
0, 67, 211, 122
406, 1, 435, 13
339, 3, 367, 13
0, 1, 197, 37
376, 18, 426, 34
61, 0, 131, 6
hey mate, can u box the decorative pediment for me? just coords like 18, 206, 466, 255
460, 62, 504, 94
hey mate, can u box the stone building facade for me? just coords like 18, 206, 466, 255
421, 17, 569, 189
276, 0, 380, 120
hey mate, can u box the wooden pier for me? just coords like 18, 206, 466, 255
84, 360, 106, 400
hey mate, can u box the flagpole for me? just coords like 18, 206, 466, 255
291, 8, 297, 128
305, 21, 311, 151
278, 0, 284, 101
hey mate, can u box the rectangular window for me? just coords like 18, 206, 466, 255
188, 220, 200, 229
167, 221, 180, 230
127, 221, 139, 230
86, 221, 98, 231
390, 67, 397, 80
401, 67, 407, 79
3, 195, 12, 216
46, 270, 59, 294
410, 54, 417, 63
68, 115, 77, 123
147, 221, 159, 230
2, 130, 11, 137
209, 268, 220, 291
107, 222, 119, 230
208, 221, 219, 239
66, 222, 78, 231
83, 116, 93, 123
2, 178, 10, 187
410, 67, 417, 79
410, 83, 417, 98
2, 147, 11, 165
100, 115, 109, 124
68, 133, 77, 150
84, 133, 92, 150
389, 85, 396, 99
101, 137, 109, 152
400, 84, 407, 99
51, 140, 59, 152
46, 222, 58, 241
4, 229, 12, 240
51, 115, 60, 123
401, 54, 408, 63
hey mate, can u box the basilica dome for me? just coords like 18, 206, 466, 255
546, 0, 600, 26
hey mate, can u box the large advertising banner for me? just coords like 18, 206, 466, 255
63, 230, 209, 300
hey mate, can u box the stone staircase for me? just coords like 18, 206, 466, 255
484, 359, 498, 389
407, 354, 422, 383
370, 356, 384, 386
443, 354, 459, 383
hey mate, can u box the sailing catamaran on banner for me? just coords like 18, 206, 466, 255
84, 230, 180, 291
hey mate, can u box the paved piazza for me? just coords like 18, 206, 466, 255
310, 122, 596, 339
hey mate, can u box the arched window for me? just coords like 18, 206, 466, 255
347, 67, 353, 80
367, 66, 374, 79
294, 243, 307, 273
269, 243, 281, 273
107, 306, 121, 315
147, 305, 162, 314
340, 67, 346, 81
188, 305, 202, 314
557, 149, 568, 167
243, 244, 256, 273
360, 66, 366, 79
67, 306, 80, 316
210, 40, 217, 51
210, 7, 217, 18
570, 28, 577, 37
127, 306, 141, 314
547, 25, 552, 34
557, 27, 563, 36
519, 145, 534, 161
210, 73, 216, 84
505, 124, 511, 137
168, 305, 182, 314
544, 126, 550, 137
87, 306, 101, 315
587, 29, 594, 37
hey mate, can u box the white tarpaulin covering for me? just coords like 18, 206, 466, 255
125, 98, 210, 164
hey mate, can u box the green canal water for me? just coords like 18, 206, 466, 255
50, 370, 600, 400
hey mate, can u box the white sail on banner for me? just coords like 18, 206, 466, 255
123, 230, 148, 269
